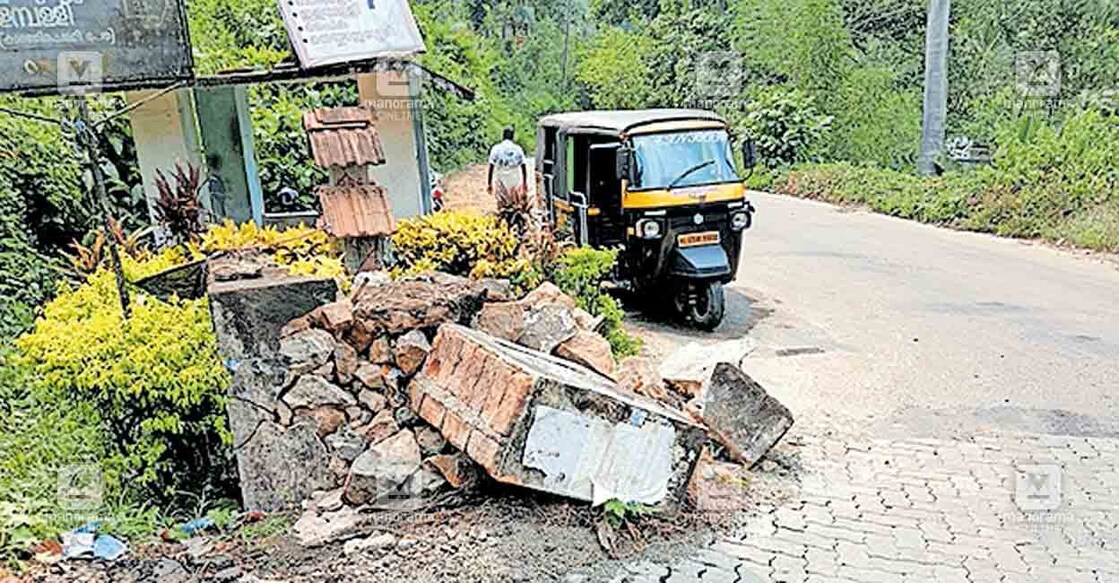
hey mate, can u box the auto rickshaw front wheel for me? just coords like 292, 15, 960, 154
673, 281, 726, 331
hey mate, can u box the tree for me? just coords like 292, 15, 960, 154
576, 27, 654, 109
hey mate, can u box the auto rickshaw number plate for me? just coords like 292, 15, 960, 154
678, 231, 721, 248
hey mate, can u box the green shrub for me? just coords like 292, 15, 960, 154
551, 248, 641, 359
0, 352, 107, 563
735, 86, 833, 168
827, 66, 922, 169
15, 266, 233, 502
0, 186, 59, 341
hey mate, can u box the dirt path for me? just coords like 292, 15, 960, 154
441, 161, 539, 215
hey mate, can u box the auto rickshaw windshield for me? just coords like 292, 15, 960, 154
631, 129, 739, 191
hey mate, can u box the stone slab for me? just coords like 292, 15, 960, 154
701, 363, 794, 466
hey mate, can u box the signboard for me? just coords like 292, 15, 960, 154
278, 0, 425, 69
0, 0, 193, 94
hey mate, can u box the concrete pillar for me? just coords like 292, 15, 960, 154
125, 89, 202, 229
356, 70, 432, 218
194, 85, 265, 225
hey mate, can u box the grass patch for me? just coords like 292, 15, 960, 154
774, 162, 1119, 253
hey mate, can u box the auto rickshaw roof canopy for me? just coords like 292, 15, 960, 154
538, 109, 725, 135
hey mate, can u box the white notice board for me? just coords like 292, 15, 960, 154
278, 0, 426, 68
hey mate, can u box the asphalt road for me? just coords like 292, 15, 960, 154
631, 193, 1119, 439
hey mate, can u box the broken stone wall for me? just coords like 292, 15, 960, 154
212, 267, 792, 519
209, 272, 340, 511
212, 272, 495, 511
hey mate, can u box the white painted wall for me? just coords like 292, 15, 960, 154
125, 89, 202, 228
357, 71, 427, 219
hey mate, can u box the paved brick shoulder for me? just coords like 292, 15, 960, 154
609, 430, 1119, 583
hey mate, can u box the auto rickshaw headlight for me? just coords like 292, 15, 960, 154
636, 219, 664, 239
731, 211, 751, 231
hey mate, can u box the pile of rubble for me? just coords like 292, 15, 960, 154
208, 268, 793, 547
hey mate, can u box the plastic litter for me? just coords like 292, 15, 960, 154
60, 522, 129, 561
180, 516, 216, 535
92, 535, 128, 561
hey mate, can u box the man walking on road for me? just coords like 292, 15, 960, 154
487, 127, 528, 206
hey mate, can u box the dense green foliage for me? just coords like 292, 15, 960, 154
15, 258, 234, 498
1, 222, 346, 561
776, 109, 1119, 251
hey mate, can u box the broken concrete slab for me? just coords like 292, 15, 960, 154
411, 324, 705, 505
554, 329, 615, 377
210, 275, 337, 361
700, 363, 793, 466
659, 339, 757, 399
208, 273, 338, 512
237, 420, 334, 512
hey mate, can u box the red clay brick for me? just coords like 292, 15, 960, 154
489, 371, 534, 435
417, 394, 445, 428
480, 373, 508, 427
468, 356, 500, 411
465, 431, 501, 474
441, 410, 472, 451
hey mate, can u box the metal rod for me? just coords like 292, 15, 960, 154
76, 97, 131, 319
93, 81, 187, 128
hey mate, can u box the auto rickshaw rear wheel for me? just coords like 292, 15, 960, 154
673, 281, 726, 331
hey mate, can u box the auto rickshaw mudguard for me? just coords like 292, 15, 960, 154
669, 244, 732, 280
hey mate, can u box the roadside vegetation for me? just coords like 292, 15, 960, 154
774, 109, 1119, 251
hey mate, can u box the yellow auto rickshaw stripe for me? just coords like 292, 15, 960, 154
623, 183, 746, 209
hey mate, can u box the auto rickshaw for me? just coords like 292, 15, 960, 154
536, 109, 756, 329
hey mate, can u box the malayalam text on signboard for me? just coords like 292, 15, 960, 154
0, 0, 193, 94
279, 0, 425, 69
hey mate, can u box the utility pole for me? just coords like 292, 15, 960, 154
75, 98, 131, 318
918, 0, 950, 176
560, 0, 572, 92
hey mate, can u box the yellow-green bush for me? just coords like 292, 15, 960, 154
392, 211, 536, 285
199, 220, 346, 280
15, 266, 232, 500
